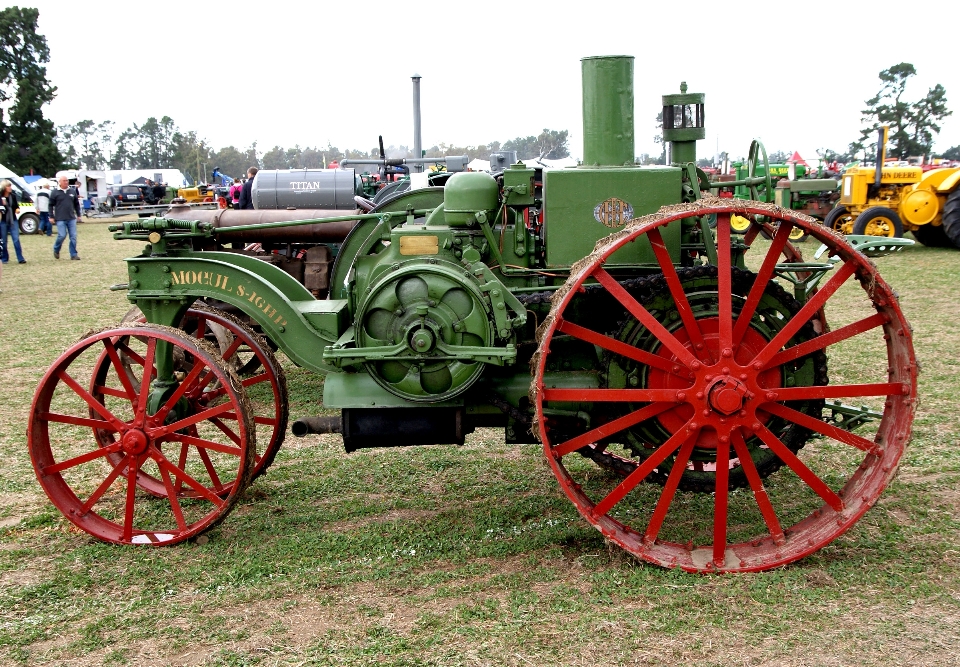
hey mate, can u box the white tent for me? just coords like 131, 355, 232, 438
104, 169, 189, 188
467, 158, 490, 172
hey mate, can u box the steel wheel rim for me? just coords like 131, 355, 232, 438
532, 199, 916, 572
29, 325, 256, 545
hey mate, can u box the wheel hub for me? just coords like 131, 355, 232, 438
409, 327, 435, 353
707, 374, 749, 416
121, 429, 149, 455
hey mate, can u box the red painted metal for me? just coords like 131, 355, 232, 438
28, 325, 256, 545
97, 306, 288, 496
534, 202, 917, 572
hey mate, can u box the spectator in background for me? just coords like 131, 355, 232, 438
143, 179, 157, 205
153, 180, 166, 204
0, 179, 26, 264
36, 183, 52, 235
228, 177, 242, 208
50, 175, 82, 260
238, 167, 258, 209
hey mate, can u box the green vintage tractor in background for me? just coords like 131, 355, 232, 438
28, 56, 916, 573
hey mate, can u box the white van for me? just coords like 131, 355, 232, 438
0, 164, 40, 234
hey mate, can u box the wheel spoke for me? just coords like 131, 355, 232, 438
762, 402, 882, 455
195, 448, 225, 492
208, 417, 241, 446
158, 463, 188, 532
165, 432, 243, 456
241, 373, 270, 388
715, 213, 733, 353
646, 228, 713, 364
552, 402, 674, 457
42, 442, 123, 475
592, 419, 694, 517
712, 432, 731, 566
150, 402, 236, 438
154, 455, 227, 507
114, 340, 148, 370
730, 429, 784, 543
79, 453, 131, 516
733, 222, 793, 344
754, 423, 843, 511
541, 388, 684, 403
38, 411, 121, 432
152, 360, 208, 424
56, 371, 125, 430
95, 386, 131, 400
643, 432, 697, 545
750, 261, 857, 369
765, 313, 888, 369
770, 382, 906, 401
136, 338, 157, 418
253, 416, 278, 426
556, 319, 687, 376
592, 267, 701, 369
219, 336, 243, 362
101, 338, 140, 405
122, 454, 140, 541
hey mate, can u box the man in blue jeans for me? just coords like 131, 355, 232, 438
50, 176, 81, 260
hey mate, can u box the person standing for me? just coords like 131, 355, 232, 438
238, 167, 258, 209
0, 179, 26, 264
36, 183, 52, 235
228, 177, 242, 208
50, 176, 82, 260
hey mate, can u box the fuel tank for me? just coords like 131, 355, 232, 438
252, 168, 361, 210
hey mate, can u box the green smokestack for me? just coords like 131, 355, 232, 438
581, 56, 635, 167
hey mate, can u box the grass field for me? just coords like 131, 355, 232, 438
0, 222, 958, 666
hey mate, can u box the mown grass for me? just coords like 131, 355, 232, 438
0, 224, 958, 666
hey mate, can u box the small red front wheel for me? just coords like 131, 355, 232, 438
29, 324, 256, 545
110, 304, 288, 493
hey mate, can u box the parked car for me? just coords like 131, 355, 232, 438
109, 185, 145, 207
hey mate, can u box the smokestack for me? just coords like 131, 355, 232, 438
412, 74, 423, 173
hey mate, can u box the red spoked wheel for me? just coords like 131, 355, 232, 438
29, 324, 256, 545
533, 199, 917, 572
111, 304, 288, 493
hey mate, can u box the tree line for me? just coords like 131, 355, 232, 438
54, 121, 571, 184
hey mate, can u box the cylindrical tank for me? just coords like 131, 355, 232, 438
581, 56, 635, 167
165, 205, 359, 242
252, 169, 361, 210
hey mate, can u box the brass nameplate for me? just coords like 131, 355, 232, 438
399, 235, 439, 255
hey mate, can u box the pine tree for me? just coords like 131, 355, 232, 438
0, 6, 61, 174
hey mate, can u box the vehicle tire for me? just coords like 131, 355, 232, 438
824, 205, 851, 233
910, 224, 952, 247
940, 188, 960, 250
18, 213, 39, 235
852, 206, 903, 238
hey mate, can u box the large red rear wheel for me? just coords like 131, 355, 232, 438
532, 200, 916, 572
29, 325, 256, 545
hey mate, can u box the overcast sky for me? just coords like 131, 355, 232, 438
26, 0, 960, 164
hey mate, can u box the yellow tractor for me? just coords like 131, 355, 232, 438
825, 127, 960, 248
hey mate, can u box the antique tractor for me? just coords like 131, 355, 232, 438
826, 126, 960, 247
28, 57, 917, 573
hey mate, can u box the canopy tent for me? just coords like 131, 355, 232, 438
788, 151, 809, 166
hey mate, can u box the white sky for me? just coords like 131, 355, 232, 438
27, 0, 960, 163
